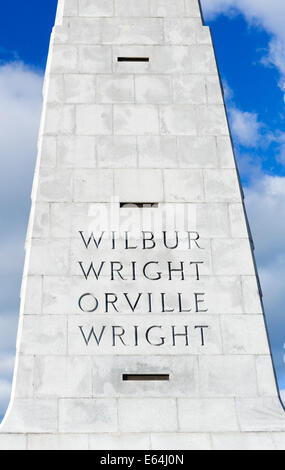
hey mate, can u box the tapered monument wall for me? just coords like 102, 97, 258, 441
0, 0, 285, 450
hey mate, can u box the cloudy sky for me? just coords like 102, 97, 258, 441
0, 0, 285, 419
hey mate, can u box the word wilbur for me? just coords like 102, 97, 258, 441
79, 230, 204, 250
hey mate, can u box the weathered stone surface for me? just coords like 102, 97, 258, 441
28, 433, 89, 451
0, 435, 27, 451
151, 433, 212, 450
118, 398, 178, 432
178, 398, 239, 432
58, 398, 118, 433
1, 399, 58, 433
79, 0, 114, 17
89, 433, 150, 450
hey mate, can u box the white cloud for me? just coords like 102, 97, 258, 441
201, 0, 235, 19
222, 80, 234, 101
0, 62, 42, 188
0, 356, 15, 377
229, 108, 263, 148
274, 133, 285, 166
234, 152, 263, 184
0, 63, 43, 284
0, 355, 15, 418
0, 61, 43, 282
0, 355, 15, 417
244, 175, 285, 370
0, 314, 20, 353
245, 175, 285, 264
222, 82, 285, 167
0, 380, 12, 418
0, 62, 43, 419
221, 81, 267, 152
201, 0, 285, 80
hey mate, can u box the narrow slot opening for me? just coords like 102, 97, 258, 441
123, 374, 169, 381
120, 203, 158, 208
117, 57, 149, 62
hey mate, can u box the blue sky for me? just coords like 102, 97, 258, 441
0, 0, 285, 419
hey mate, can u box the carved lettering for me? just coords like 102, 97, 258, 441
75, 230, 212, 350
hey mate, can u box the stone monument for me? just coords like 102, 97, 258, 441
0, 0, 285, 450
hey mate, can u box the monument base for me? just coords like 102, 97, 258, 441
1, 385, 285, 450
0, 431, 285, 450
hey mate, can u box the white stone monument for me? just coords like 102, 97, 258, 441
0, 0, 285, 450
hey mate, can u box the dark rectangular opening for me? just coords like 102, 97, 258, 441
120, 203, 158, 208
123, 374, 169, 381
117, 57, 149, 62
